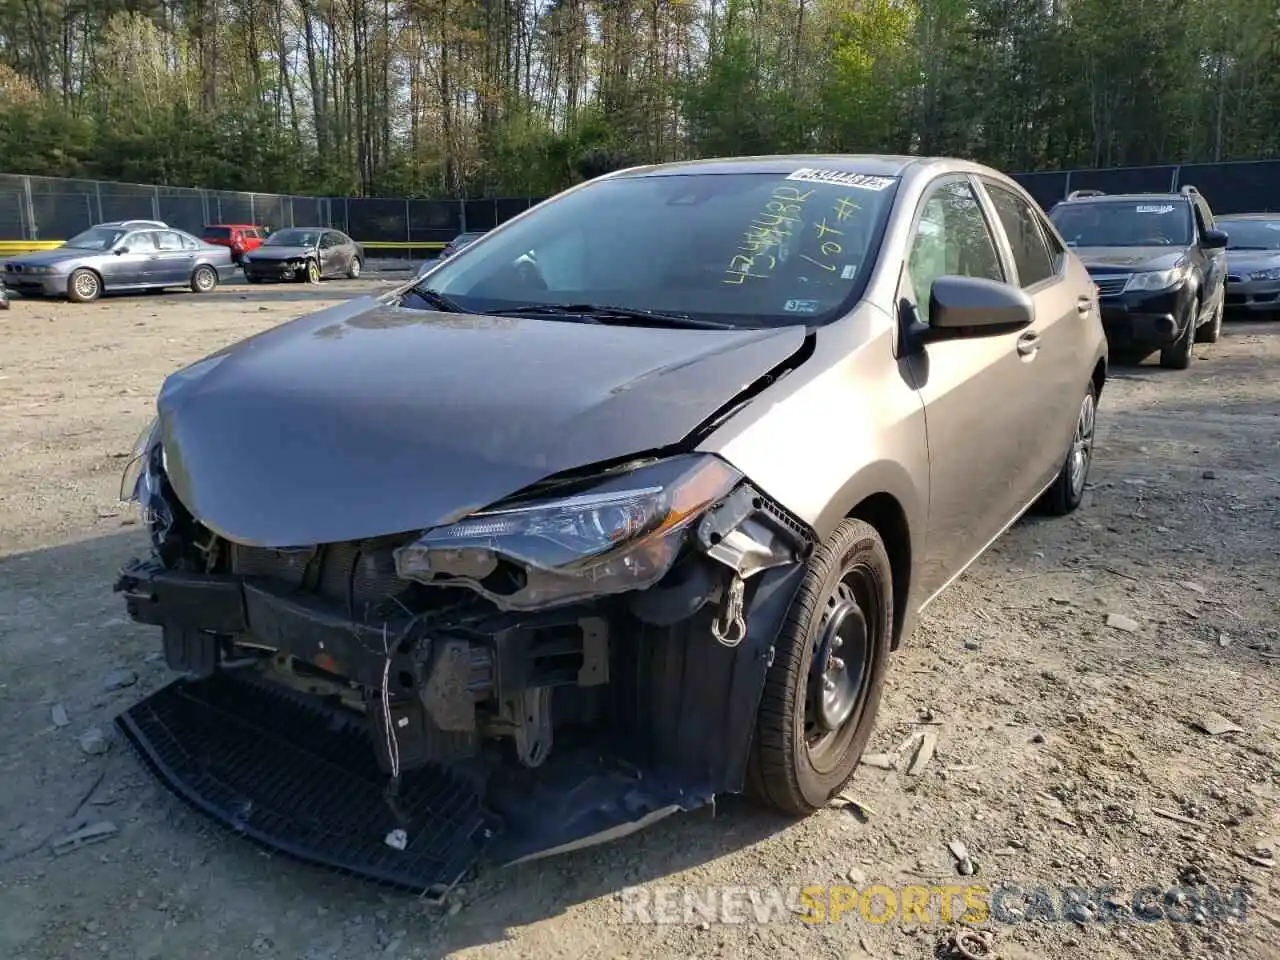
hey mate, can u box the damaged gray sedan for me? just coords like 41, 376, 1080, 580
113, 155, 1108, 890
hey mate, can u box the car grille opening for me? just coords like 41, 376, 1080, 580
1091, 274, 1129, 297
228, 539, 412, 612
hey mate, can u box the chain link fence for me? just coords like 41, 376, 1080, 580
3, 159, 1280, 248
1010, 160, 1280, 214
0, 173, 549, 248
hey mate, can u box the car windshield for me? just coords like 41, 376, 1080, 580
202, 227, 232, 240
1049, 200, 1193, 247
1218, 218, 1280, 250
264, 229, 319, 246
414, 170, 900, 326
64, 226, 129, 251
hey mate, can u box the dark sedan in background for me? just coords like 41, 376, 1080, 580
242, 228, 364, 283
1, 221, 234, 303
1218, 213, 1280, 315
417, 230, 488, 277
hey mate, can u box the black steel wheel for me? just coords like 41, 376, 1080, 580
745, 518, 892, 815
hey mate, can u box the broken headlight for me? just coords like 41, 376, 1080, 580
393, 454, 743, 610
119, 417, 160, 503
118, 416, 173, 543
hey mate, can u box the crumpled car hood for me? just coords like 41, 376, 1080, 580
155, 298, 805, 547
247, 245, 313, 261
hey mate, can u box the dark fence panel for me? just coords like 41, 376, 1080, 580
464, 199, 497, 231
7, 163, 1280, 249
345, 197, 410, 243
408, 199, 462, 244
1067, 165, 1179, 198
1174, 161, 1280, 214
1010, 171, 1070, 210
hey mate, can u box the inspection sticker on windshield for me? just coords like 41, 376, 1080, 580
784, 299, 820, 313
785, 168, 896, 191
1136, 204, 1175, 214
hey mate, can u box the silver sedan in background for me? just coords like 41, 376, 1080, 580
0, 221, 234, 303
1219, 213, 1280, 315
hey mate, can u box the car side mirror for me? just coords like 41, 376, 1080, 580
1202, 229, 1228, 249
113, 247, 128, 255
909, 275, 1034, 348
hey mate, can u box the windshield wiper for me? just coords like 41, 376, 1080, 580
1227, 245, 1270, 251
490, 303, 737, 330
413, 288, 469, 313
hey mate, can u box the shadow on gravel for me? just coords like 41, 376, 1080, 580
1107, 317, 1280, 377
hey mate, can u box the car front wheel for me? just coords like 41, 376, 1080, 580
67, 268, 102, 303
1196, 291, 1223, 344
306, 260, 321, 284
1160, 296, 1197, 369
745, 517, 892, 815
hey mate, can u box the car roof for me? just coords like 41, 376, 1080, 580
600, 154, 1018, 188
1055, 193, 1190, 205
204, 223, 260, 229
1216, 212, 1280, 220
99, 219, 169, 229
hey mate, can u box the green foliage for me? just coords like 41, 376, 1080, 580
0, 0, 1277, 197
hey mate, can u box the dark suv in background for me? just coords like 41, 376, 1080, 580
1048, 186, 1228, 369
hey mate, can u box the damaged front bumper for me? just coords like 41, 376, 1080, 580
112, 465, 814, 890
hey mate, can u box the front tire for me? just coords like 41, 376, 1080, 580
306, 260, 321, 284
1196, 291, 1223, 343
67, 268, 102, 303
1160, 296, 1197, 369
745, 518, 893, 815
1039, 380, 1097, 516
190, 264, 218, 294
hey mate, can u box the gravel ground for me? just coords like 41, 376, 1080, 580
1, 284, 1278, 960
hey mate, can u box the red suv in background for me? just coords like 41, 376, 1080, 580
201, 224, 268, 265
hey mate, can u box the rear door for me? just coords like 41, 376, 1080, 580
153, 230, 196, 285
903, 176, 1048, 598
977, 177, 1084, 495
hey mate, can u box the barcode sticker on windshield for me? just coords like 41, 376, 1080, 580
786, 168, 896, 191
1135, 204, 1175, 214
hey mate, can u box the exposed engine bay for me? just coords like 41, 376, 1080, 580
114, 437, 815, 889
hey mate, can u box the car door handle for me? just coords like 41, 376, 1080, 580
1076, 295, 1093, 315
1016, 331, 1041, 356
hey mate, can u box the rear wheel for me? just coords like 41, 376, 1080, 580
190, 264, 218, 294
745, 518, 892, 815
1039, 380, 1097, 516
67, 268, 102, 303
1160, 296, 1197, 369
348, 257, 363, 279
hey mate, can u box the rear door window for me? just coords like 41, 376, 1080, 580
985, 183, 1057, 288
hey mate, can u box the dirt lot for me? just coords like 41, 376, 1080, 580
1, 283, 1278, 960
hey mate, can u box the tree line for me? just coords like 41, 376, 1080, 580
0, 0, 1274, 200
